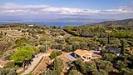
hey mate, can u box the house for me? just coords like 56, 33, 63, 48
126, 47, 133, 55
67, 49, 101, 62
58, 50, 101, 73
74, 49, 101, 62
28, 24, 34, 27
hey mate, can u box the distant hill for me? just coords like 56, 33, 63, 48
89, 18, 133, 26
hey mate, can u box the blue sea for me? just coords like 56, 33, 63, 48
0, 19, 107, 26
0, 21, 93, 26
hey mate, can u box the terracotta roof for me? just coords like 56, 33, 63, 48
74, 49, 92, 57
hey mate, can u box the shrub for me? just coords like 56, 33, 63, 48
49, 50, 62, 59
39, 46, 47, 53
10, 45, 37, 64
68, 70, 83, 75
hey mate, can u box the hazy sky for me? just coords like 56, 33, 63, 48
0, 0, 133, 22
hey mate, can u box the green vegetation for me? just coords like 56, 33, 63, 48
53, 58, 64, 75
49, 50, 62, 59
0, 68, 17, 75
0, 20, 133, 75
10, 45, 37, 63
44, 58, 64, 75
15, 38, 30, 47
68, 70, 82, 75
64, 25, 106, 37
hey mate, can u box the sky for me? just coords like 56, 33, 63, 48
0, 0, 133, 23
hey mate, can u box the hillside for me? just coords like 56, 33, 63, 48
0, 21, 133, 75
92, 18, 133, 26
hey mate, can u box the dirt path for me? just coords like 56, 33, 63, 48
21, 50, 52, 75
31, 56, 51, 75
21, 53, 45, 75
